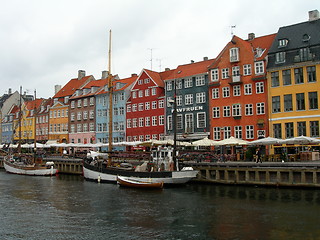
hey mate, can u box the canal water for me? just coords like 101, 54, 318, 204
0, 170, 320, 240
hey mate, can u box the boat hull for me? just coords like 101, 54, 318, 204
4, 160, 58, 176
117, 176, 164, 189
83, 161, 198, 184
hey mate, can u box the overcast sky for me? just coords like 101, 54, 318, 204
0, 0, 318, 98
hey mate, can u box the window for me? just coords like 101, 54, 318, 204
233, 85, 241, 96
89, 110, 94, 119
255, 82, 264, 94
273, 123, 282, 139
294, 68, 304, 84
177, 114, 183, 129
176, 95, 182, 106
272, 96, 281, 113
282, 69, 291, 85
196, 75, 205, 86
224, 126, 231, 139
222, 87, 230, 98
71, 101, 75, 109
77, 112, 82, 121
144, 78, 150, 84
232, 66, 240, 76
223, 106, 231, 117
77, 124, 82, 133
132, 91, 137, 98
212, 107, 220, 118
256, 102, 265, 115
159, 115, 164, 125
212, 88, 219, 99
296, 93, 305, 110
119, 107, 124, 115
138, 103, 144, 111
152, 116, 157, 126
230, 47, 239, 62
90, 97, 94, 106
139, 117, 144, 127
197, 112, 206, 128
70, 112, 75, 121
213, 127, 221, 140
152, 88, 157, 95
196, 92, 206, 103
139, 135, 144, 142
127, 105, 131, 112
275, 52, 286, 63
243, 64, 251, 76
145, 117, 150, 127
184, 78, 193, 88
244, 84, 252, 95
185, 113, 194, 133
246, 125, 254, 139
297, 121, 306, 136
309, 92, 318, 110
299, 48, 312, 62
307, 66, 316, 82
243, 104, 253, 116
271, 71, 280, 87
222, 68, 229, 79
176, 80, 182, 89
285, 122, 294, 138
152, 101, 157, 109
167, 81, 172, 91
254, 61, 264, 75
211, 69, 219, 82
159, 100, 164, 108
234, 126, 242, 139
145, 102, 150, 110
284, 94, 293, 112
132, 104, 137, 112
127, 119, 131, 128
138, 79, 142, 85
185, 94, 193, 105
278, 39, 288, 47
310, 121, 319, 137
138, 90, 143, 98
232, 104, 241, 117
132, 118, 137, 128
77, 100, 82, 108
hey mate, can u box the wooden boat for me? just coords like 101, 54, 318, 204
117, 176, 164, 189
83, 31, 198, 185
3, 88, 58, 176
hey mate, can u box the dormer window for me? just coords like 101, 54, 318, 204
278, 39, 288, 48
116, 82, 121, 90
230, 48, 239, 62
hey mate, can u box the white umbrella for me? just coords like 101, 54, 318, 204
218, 136, 249, 146
192, 137, 220, 146
249, 137, 284, 145
282, 136, 320, 145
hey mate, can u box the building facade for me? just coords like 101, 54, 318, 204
267, 10, 320, 144
165, 58, 214, 141
208, 33, 275, 141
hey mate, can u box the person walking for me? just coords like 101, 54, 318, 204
256, 147, 262, 163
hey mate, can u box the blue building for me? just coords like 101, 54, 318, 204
165, 58, 214, 141
1, 105, 16, 144
95, 74, 136, 151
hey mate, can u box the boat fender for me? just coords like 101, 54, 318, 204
98, 175, 101, 183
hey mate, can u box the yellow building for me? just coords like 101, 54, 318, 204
267, 11, 320, 148
49, 101, 69, 143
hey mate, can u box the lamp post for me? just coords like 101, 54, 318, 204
172, 70, 181, 171
220, 127, 224, 162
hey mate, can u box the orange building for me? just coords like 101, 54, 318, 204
50, 70, 94, 143
208, 33, 275, 141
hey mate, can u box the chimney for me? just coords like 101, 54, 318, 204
203, 57, 208, 61
101, 70, 109, 79
54, 85, 61, 94
191, 60, 194, 63
165, 68, 170, 71
248, 33, 255, 41
8, 88, 12, 94
131, 73, 137, 77
309, 10, 319, 21
78, 70, 86, 80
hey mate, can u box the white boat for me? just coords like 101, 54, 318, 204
4, 156, 58, 176
3, 87, 58, 176
83, 147, 199, 185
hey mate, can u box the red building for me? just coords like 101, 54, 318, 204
36, 98, 53, 142
126, 69, 170, 142
208, 33, 276, 141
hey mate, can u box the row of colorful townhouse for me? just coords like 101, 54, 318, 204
1, 10, 319, 152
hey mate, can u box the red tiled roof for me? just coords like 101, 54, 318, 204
97, 74, 137, 95
144, 69, 165, 87
53, 75, 94, 98
164, 59, 215, 81
25, 99, 43, 110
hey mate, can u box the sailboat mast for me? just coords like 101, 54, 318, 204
18, 86, 22, 154
172, 77, 177, 170
33, 90, 37, 163
107, 29, 113, 166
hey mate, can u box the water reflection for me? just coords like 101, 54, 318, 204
1, 170, 320, 240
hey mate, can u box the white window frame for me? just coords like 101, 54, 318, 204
254, 61, 264, 75
212, 88, 219, 99
196, 92, 206, 103
244, 84, 252, 95
197, 112, 206, 128
211, 69, 219, 82
243, 64, 252, 76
